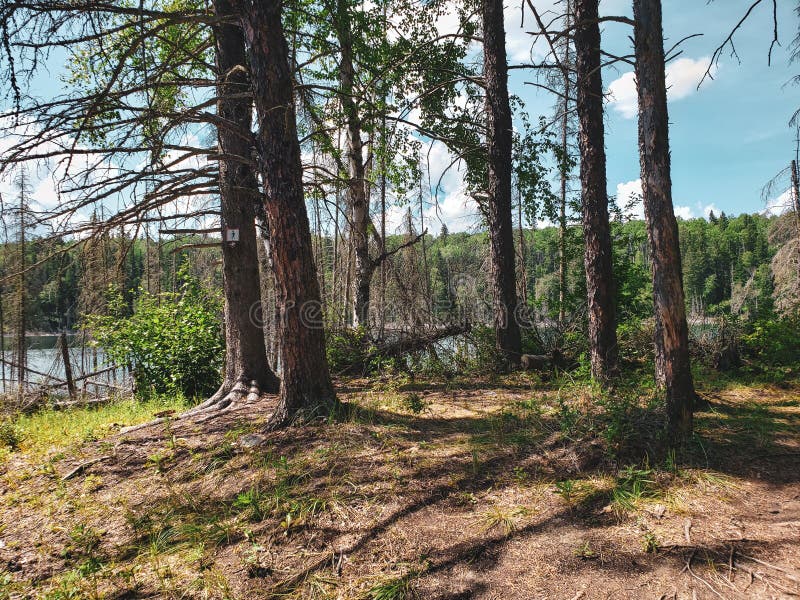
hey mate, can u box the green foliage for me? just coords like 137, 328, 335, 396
554, 479, 578, 504
0, 419, 22, 451
617, 319, 655, 363
86, 267, 223, 398
574, 541, 597, 559
233, 486, 270, 522
610, 467, 656, 513
742, 313, 800, 368
365, 572, 417, 600
641, 531, 660, 553
402, 392, 429, 414
597, 391, 644, 457
9, 395, 189, 455
462, 326, 504, 374
325, 327, 374, 374
556, 397, 583, 438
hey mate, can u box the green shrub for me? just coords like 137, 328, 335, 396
0, 419, 22, 450
86, 268, 223, 398
742, 313, 800, 368
461, 325, 504, 373
325, 327, 375, 374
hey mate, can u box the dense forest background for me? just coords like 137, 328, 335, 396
0, 208, 791, 337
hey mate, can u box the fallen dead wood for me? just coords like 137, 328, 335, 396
0, 357, 65, 383
47, 365, 121, 388
50, 397, 113, 410
371, 323, 471, 357
61, 455, 114, 481
332, 323, 471, 375
519, 349, 567, 371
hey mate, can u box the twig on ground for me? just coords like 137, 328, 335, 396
61, 455, 114, 481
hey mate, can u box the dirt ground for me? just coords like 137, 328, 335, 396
1, 377, 799, 599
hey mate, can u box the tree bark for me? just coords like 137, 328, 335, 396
633, 0, 695, 439
575, 0, 618, 380
15, 174, 26, 395
200, 0, 279, 411
558, 0, 572, 329
238, 0, 337, 427
482, 0, 522, 366
333, 0, 374, 330
791, 159, 800, 295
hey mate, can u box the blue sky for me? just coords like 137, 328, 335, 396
5, 0, 799, 235
512, 0, 799, 220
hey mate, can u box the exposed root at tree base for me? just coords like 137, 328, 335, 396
119, 379, 273, 434
262, 398, 340, 431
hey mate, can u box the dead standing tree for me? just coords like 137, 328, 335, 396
574, 0, 617, 380
633, 0, 696, 439
527, 0, 619, 379
483, 0, 522, 366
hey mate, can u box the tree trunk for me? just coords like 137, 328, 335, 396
575, 0, 618, 381
791, 159, 800, 295
198, 0, 279, 411
558, 0, 572, 329
517, 190, 528, 305
238, 0, 336, 427
633, 0, 695, 439
16, 176, 26, 395
482, 0, 522, 366
333, 0, 373, 329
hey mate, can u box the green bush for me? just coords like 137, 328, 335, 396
0, 419, 22, 450
742, 313, 800, 368
86, 269, 223, 398
325, 327, 374, 374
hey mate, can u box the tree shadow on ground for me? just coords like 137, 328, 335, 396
29, 380, 800, 598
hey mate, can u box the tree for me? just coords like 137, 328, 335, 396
190, 0, 280, 413
483, 0, 521, 365
0, 0, 282, 416
574, 0, 617, 380
558, 0, 574, 329
236, 0, 337, 427
332, 0, 373, 329
12, 169, 30, 392
792, 159, 800, 294
633, 0, 695, 439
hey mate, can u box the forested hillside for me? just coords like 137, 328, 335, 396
0, 212, 786, 334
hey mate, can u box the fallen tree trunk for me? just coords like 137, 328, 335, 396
0, 357, 64, 383
331, 323, 471, 375
372, 323, 471, 358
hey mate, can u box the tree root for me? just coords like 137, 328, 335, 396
262, 396, 339, 431
119, 378, 272, 434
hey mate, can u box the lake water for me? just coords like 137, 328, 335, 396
0, 334, 128, 395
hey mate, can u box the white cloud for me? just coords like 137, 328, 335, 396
607, 72, 639, 119
616, 178, 644, 219
702, 203, 719, 219
428, 0, 556, 66
763, 189, 794, 216
667, 57, 714, 100
615, 178, 696, 220
607, 56, 716, 119
378, 141, 481, 234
